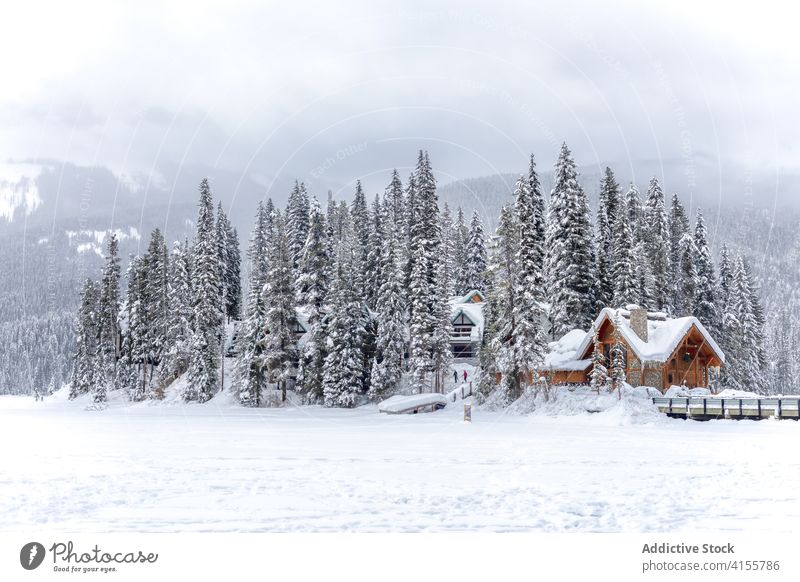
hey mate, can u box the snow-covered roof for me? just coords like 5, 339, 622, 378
574, 307, 726, 365
378, 393, 448, 414
543, 329, 591, 371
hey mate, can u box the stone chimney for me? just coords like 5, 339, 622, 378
629, 306, 649, 342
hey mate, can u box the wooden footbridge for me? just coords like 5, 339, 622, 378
652, 396, 800, 420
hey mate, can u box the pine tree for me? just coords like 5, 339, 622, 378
186, 178, 223, 402
350, 180, 371, 303
236, 208, 273, 407
369, 219, 406, 399
693, 208, 719, 334
464, 210, 488, 292
286, 181, 310, 272
143, 228, 169, 398
438, 202, 456, 299
609, 315, 626, 393
612, 210, 637, 307
545, 143, 595, 337
452, 207, 470, 295
512, 162, 547, 392
97, 232, 121, 386
674, 232, 697, 316
643, 178, 671, 311
668, 194, 690, 311
262, 210, 298, 403
407, 151, 442, 392
295, 196, 329, 400
70, 279, 100, 399
487, 204, 521, 404
384, 169, 405, 227
223, 213, 242, 321
589, 326, 608, 393
595, 167, 621, 309
322, 228, 367, 407
364, 194, 386, 309
162, 239, 193, 385
624, 184, 644, 244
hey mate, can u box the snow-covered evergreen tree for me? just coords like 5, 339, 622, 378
643, 178, 671, 311
545, 143, 595, 337
369, 219, 407, 399
624, 183, 644, 244
162, 239, 193, 385
595, 167, 621, 309
286, 181, 310, 272
589, 326, 608, 393
408, 151, 442, 392
511, 162, 547, 392
463, 210, 488, 293
452, 206, 470, 294
609, 315, 626, 392
143, 228, 169, 398
322, 227, 367, 407
186, 178, 223, 402
262, 210, 298, 403
693, 208, 719, 334
668, 193, 690, 310
612, 211, 638, 307
70, 279, 100, 399
97, 232, 121, 386
487, 204, 520, 404
350, 180, 371, 304
295, 196, 330, 401
673, 232, 697, 316
364, 194, 386, 309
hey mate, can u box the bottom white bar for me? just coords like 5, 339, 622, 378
2, 533, 797, 581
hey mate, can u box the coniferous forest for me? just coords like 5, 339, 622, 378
62, 144, 776, 407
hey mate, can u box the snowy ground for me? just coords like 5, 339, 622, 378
2, 386, 800, 533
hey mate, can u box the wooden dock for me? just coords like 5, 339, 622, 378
652, 397, 800, 420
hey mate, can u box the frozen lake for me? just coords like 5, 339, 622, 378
2, 391, 799, 533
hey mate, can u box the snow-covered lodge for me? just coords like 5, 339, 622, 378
543, 306, 726, 391
448, 290, 485, 359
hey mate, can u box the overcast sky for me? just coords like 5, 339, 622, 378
2, 0, 799, 210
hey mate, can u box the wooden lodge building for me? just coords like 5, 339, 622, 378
543, 306, 725, 391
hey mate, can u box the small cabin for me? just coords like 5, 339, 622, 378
543, 306, 725, 392
449, 290, 485, 360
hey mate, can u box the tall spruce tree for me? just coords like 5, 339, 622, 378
512, 163, 547, 392
322, 226, 367, 407
186, 178, 223, 402
595, 167, 621, 309
487, 205, 520, 403
296, 196, 330, 401
70, 279, 100, 399
693, 208, 719, 334
464, 210, 488, 292
407, 151, 442, 392
545, 143, 595, 336
262, 210, 298, 403
286, 181, 310, 272
612, 212, 638, 306
369, 218, 406, 398
668, 193, 690, 311
97, 233, 121, 386
452, 207, 470, 294
643, 178, 671, 311
162, 239, 193, 385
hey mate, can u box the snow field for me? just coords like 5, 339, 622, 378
2, 386, 800, 533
